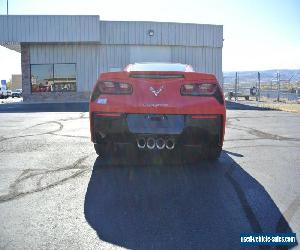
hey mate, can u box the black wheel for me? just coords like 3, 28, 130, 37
245, 96, 249, 100
204, 145, 222, 161
94, 143, 109, 156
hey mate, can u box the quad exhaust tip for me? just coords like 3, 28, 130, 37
136, 137, 146, 149
156, 138, 165, 150
136, 137, 175, 150
146, 137, 156, 149
165, 138, 175, 150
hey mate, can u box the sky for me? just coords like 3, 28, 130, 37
0, 0, 299, 81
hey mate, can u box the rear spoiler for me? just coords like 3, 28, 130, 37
99, 71, 217, 82
129, 71, 217, 81
129, 71, 184, 79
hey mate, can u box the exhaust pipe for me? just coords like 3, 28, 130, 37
156, 138, 165, 150
165, 138, 175, 150
146, 137, 156, 150
136, 137, 146, 149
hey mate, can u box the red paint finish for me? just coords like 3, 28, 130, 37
191, 115, 218, 119
95, 113, 121, 117
89, 68, 226, 145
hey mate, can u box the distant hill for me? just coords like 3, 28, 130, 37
223, 69, 300, 84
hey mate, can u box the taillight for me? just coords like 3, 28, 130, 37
180, 83, 224, 104
91, 81, 133, 101
180, 83, 217, 96
99, 81, 133, 95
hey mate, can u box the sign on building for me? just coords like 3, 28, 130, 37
1, 80, 7, 90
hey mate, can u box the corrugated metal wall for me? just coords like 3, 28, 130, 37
30, 44, 98, 91
171, 46, 222, 82
0, 17, 222, 48
98, 45, 222, 84
0, 15, 100, 42
98, 45, 130, 74
30, 44, 222, 92
99, 21, 223, 48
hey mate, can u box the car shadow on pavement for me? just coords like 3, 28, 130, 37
84, 150, 296, 249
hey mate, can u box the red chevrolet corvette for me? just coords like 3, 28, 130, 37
90, 63, 226, 160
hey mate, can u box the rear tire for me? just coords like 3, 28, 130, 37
205, 145, 222, 161
94, 143, 108, 156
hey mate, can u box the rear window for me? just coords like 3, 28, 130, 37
126, 63, 194, 72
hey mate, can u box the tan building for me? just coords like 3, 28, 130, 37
11, 74, 22, 90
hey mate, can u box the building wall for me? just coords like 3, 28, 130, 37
99, 45, 222, 82
24, 44, 92, 102
99, 21, 223, 47
0, 15, 100, 43
30, 44, 98, 91
1, 16, 222, 47
25, 43, 222, 102
11, 74, 22, 90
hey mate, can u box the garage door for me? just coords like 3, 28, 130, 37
130, 46, 171, 63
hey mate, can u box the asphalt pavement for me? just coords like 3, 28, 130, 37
0, 102, 299, 249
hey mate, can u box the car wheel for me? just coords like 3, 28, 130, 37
205, 145, 222, 161
94, 143, 109, 156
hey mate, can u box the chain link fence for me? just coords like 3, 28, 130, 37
223, 72, 300, 102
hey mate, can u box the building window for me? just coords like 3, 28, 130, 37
31, 64, 76, 92
31, 64, 53, 92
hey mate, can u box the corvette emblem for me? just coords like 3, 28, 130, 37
149, 85, 165, 96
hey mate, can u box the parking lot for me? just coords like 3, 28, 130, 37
0, 96, 23, 105
0, 103, 299, 249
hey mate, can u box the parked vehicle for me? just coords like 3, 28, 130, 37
227, 91, 250, 100
0, 86, 8, 99
89, 62, 226, 160
6, 90, 12, 97
12, 89, 22, 98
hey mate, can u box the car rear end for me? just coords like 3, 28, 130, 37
89, 65, 225, 160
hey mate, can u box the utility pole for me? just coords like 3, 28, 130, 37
257, 72, 261, 101
7, 0, 8, 15
235, 72, 238, 101
277, 72, 280, 102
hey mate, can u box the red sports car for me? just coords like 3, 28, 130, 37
90, 63, 226, 160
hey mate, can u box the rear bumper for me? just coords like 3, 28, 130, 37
91, 113, 225, 146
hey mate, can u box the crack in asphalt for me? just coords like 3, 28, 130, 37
50, 133, 89, 139
0, 113, 90, 144
227, 124, 300, 142
27, 121, 64, 132
0, 156, 91, 203
0, 121, 64, 143
282, 195, 300, 225
0, 113, 90, 143
222, 149, 299, 238
57, 112, 88, 122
